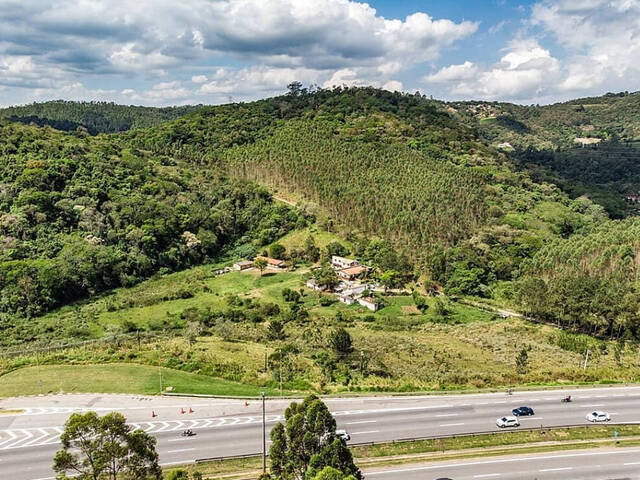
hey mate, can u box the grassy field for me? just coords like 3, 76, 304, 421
0, 364, 287, 397
2, 248, 640, 397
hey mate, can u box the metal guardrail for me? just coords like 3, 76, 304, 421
195, 422, 637, 463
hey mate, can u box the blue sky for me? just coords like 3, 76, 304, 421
0, 0, 638, 107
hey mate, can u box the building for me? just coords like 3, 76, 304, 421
257, 256, 285, 268
337, 265, 368, 281
358, 297, 378, 312
306, 278, 327, 291
233, 260, 253, 271
331, 256, 359, 270
338, 293, 356, 305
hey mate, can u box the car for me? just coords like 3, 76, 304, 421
586, 411, 611, 422
496, 416, 520, 428
336, 429, 351, 441
512, 406, 535, 416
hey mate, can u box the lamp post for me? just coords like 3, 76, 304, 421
261, 391, 266, 474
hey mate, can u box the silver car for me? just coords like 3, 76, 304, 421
496, 416, 520, 428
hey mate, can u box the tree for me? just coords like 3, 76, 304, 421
53, 411, 161, 480
325, 241, 348, 258
269, 395, 361, 480
515, 347, 529, 374
184, 321, 202, 348
282, 287, 301, 303
254, 257, 268, 276
267, 320, 286, 341
328, 328, 353, 358
269, 243, 286, 260
313, 264, 339, 290
304, 235, 320, 262
379, 270, 398, 291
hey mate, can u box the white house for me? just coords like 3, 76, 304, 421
358, 297, 378, 312
338, 293, 356, 305
306, 278, 327, 291
233, 260, 253, 271
331, 256, 359, 270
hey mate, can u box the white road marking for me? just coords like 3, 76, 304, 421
167, 448, 196, 453
351, 430, 379, 435
365, 448, 640, 475
624, 462, 640, 466
345, 420, 377, 425
540, 467, 572, 472
436, 413, 459, 417
474, 474, 501, 478
439, 423, 465, 427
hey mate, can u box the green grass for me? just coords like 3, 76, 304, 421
0, 364, 287, 398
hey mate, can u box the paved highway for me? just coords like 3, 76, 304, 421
365, 448, 640, 479
1, 386, 640, 479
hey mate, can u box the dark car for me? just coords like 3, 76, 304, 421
512, 406, 534, 416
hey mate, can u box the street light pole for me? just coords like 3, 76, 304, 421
261, 391, 266, 474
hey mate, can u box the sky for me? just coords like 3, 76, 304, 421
0, 0, 639, 107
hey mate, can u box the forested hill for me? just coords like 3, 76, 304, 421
452, 92, 640, 218
2, 87, 639, 340
0, 101, 202, 134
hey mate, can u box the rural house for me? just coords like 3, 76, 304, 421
331, 255, 359, 270
233, 260, 253, 271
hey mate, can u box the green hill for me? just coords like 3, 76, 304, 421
453, 92, 640, 218
0, 100, 201, 134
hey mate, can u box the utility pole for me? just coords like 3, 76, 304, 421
583, 349, 591, 370
261, 391, 266, 474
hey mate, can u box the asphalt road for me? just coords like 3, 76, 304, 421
365, 448, 640, 479
2, 386, 640, 480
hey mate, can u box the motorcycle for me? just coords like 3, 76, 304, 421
561, 395, 572, 403
182, 429, 196, 437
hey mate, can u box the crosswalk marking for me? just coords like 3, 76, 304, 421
0, 413, 285, 451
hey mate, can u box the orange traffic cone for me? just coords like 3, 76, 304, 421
189, 407, 194, 413
180, 408, 185, 414
244, 401, 249, 407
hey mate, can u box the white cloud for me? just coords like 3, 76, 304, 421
0, 0, 478, 105
425, 1, 640, 102
423, 61, 478, 83
530, 0, 640, 95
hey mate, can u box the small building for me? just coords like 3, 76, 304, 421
306, 278, 327, 291
233, 260, 253, 271
331, 256, 359, 270
358, 297, 378, 312
337, 265, 368, 281
257, 256, 286, 268
338, 293, 356, 305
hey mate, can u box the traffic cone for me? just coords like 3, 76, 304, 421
180, 408, 185, 414
189, 407, 194, 414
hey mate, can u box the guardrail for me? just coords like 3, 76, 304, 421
195, 422, 636, 463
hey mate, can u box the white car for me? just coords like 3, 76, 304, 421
336, 429, 351, 441
586, 411, 611, 422
496, 416, 520, 428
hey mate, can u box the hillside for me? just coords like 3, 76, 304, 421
0, 100, 201, 134
453, 92, 640, 218
0, 122, 303, 317
1, 88, 639, 397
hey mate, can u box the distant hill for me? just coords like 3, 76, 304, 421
0, 100, 202, 134
452, 92, 640, 218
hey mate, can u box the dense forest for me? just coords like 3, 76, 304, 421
0, 101, 201, 134
0, 122, 304, 317
1, 87, 639, 341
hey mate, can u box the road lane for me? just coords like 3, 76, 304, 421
364, 448, 640, 479
2, 386, 640, 480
